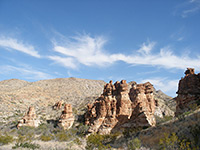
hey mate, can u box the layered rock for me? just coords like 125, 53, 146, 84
129, 82, 156, 127
53, 100, 63, 110
175, 68, 200, 116
85, 80, 156, 134
17, 107, 40, 128
58, 104, 75, 130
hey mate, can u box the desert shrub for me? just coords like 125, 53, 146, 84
17, 126, 35, 136
74, 137, 82, 145
127, 137, 141, 150
190, 124, 200, 148
54, 129, 76, 142
72, 107, 78, 115
35, 123, 54, 135
123, 127, 143, 138
159, 132, 192, 150
177, 113, 186, 121
86, 133, 111, 150
16, 134, 27, 143
40, 134, 53, 141
12, 142, 40, 150
0, 134, 14, 145
156, 116, 173, 125
76, 123, 89, 137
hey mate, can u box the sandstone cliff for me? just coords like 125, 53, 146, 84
85, 80, 156, 134
17, 106, 40, 128
58, 104, 75, 130
175, 68, 200, 116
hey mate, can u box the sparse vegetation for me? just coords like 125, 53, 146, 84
156, 116, 173, 125
123, 127, 143, 138
159, 132, 192, 150
127, 137, 141, 150
12, 142, 40, 150
86, 133, 112, 150
0, 134, 14, 145
40, 134, 53, 141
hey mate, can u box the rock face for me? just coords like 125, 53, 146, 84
17, 107, 40, 128
175, 68, 200, 116
53, 100, 63, 110
58, 104, 75, 130
154, 90, 175, 118
129, 82, 156, 127
85, 80, 156, 134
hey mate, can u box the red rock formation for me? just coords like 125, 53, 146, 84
53, 100, 63, 110
85, 80, 156, 134
129, 82, 156, 127
17, 107, 40, 128
175, 68, 200, 116
58, 104, 75, 130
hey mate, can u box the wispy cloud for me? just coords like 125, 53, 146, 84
141, 78, 179, 97
0, 65, 53, 80
170, 27, 185, 41
49, 34, 115, 69
0, 37, 41, 58
49, 33, 200, 71
137, 40, 156, 55
174, 0, 200, 18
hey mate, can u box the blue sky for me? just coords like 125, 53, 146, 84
0, 0, 200, 97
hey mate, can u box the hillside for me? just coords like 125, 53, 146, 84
0, 78, 177, 150
0, 78, 106, 125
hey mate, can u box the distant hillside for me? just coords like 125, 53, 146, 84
0, 78, 175, 126
0, 78, 106, 124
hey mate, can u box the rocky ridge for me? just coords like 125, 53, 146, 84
175, 68, 200, 116
85, 80, 156, 134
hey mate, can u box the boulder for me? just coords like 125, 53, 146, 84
58, 104, 75, 130
17, 106, 40, 128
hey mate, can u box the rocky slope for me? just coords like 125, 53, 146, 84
0, 77, 175, 127
0, 78, 105, 125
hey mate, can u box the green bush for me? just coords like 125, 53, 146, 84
159, 132, 192, 150
86, 133, 111, 150
40, 134, 53, 141
0, 134, 14, 145
128, 137, 141, 150
12, 142, 40, 150
156, 116, 173, 125
35, 123, 55, 135
190, 124, 200, 148
76, 123, 89, 137
55, 131, 72, 141
74, 137, 82, 145
123, 127, 143, 138
17, 126, 35, 136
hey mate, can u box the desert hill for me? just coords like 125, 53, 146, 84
0, 78, 105, 124
0, 78, 175, 127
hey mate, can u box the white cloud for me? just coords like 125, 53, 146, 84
49, 34, 200, 71
49, 34, 116, 69
137, 41, 156, 55
0, 37, 40, 58
141, 78, 179, 97
181, 0, 200, 18
0, 65, 53, 80
48, 56, 77, 69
